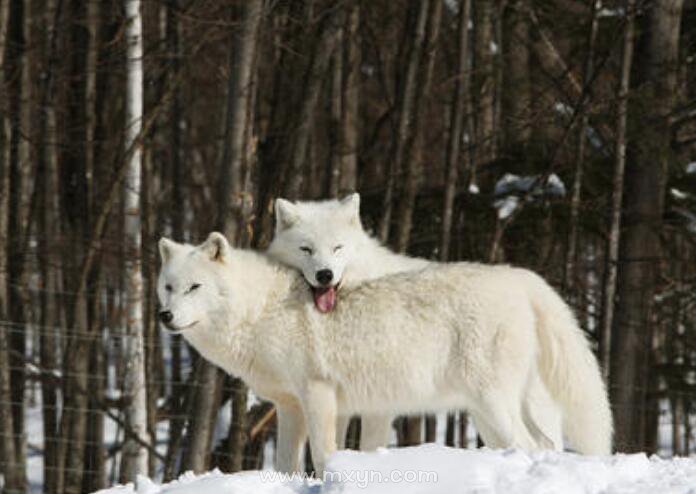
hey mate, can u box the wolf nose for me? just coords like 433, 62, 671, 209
316, 269, 333, 286
159, 311, 173, 324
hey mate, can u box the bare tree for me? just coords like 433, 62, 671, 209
600, 0, 636, 376
394, 0, 442, 253
379, 0, 430, 243
338, 4, 360, 195
441, 0, 472, 262
120, 0, 150, 480
610, 0, 685, 452
472, 0, 495, 167
285, 5, 347, 199
564, 0, 600, 298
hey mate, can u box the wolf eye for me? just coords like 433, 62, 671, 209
188, 283, 201, 293
165, 284, 173, 292
300, 246, 313, 255
334, 245, 343, 253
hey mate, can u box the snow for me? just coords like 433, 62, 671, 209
492, 173, 566, 220
554, 102, 574, 117
598, 7, 625, 17
93, 445, 696, 494
494, 196, 519, 220
686, 162, 696, 174
494, 173, 566, 198
671, 188, 689, 200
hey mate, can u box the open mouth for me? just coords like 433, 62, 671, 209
309, 282, 341, 313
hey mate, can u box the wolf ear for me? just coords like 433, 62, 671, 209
159, 237, 179, 263
340, 193, 361, 226
274, 198, 300, 231
200, 232, 231, 263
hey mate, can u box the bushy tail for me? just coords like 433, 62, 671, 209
523, 271, 613, 455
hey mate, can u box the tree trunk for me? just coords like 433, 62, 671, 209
120, 0, 150, 481
338, 4, 360, 195
181, 360, 222, 473
441, 0, 472, 262
5, 1, 30, 485
394, 0, 442, 253
217, 0, 263, 242
473, 0, 495, 167
609, 0, 684, 453
564, 0, 600, 298
0, 2, 16, 484
379, 0, 430, 243
36, 0, 62, 490
601, 0, 636, 376
501, 0, 530, 147
327, 29, 344, 198
285, 5, 346, 199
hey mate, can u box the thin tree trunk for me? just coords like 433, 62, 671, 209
600, 0, 636, 376
36, 0, 62, 490
181, 360, 222, 473
564, 0, 600, 298
54, 0, 92, 489
165, 1, 185, 469
120, 0, 150, 481
473, 0, 495, 167
501, 0, 530, 147
5, 0, 29, 484
285, 5, 346, 199
394, 0, 442, 252
379, 0, 430, 243
0, 2, 19, 485
338, 4, 360, 195
327, 33, 344, 198
609, 0, 684, 452
441, 0, 471, 262
217, 0, 263, 242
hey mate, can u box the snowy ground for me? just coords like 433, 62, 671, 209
95, 445, 696, 494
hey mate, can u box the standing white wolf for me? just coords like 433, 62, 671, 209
267, 193, 612, 454
157, 232, 612, 476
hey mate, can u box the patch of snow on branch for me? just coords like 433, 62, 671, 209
671, 188, 689, 200
494, 173, 566, 198
494, 196, 519, 220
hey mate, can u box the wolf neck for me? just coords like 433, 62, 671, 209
187, 249, 298, 378
224, 248, 297, 325
343, 230, 430, 286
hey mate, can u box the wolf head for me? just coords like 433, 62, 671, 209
157, 232, 231, 333
267, 193, 362, 313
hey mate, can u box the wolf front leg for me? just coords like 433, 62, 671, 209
302, 380, 338, 478
275, 399, 307, 473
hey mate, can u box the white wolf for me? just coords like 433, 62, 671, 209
157, 233, 612, 476
267, 193, 611, 454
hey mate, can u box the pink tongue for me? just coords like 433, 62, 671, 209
313, 286, 337, 313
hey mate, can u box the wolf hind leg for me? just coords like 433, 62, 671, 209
472, 392, 539, 450
336, 414, 351, 449
360, 414, 392, 451
523, 372, 563, 450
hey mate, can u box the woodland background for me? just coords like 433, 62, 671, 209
0, 0, 695, 492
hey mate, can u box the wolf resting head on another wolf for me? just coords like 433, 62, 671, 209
267, 193, 428, 313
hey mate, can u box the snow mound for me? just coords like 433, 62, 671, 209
94, 445, 696, 494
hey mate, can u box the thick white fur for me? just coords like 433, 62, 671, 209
268, 195, 563, 451
158, 233, 613, 476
